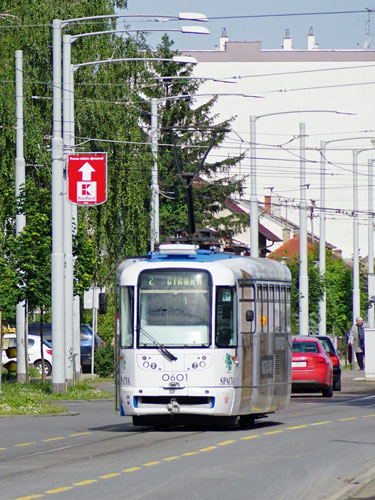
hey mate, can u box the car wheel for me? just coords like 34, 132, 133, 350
322, 385, 333, 397
333, 379, 341, 391
34, 360, 52, 377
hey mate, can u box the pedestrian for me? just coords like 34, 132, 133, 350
349, 316, 366, 370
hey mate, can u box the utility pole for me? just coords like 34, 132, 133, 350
51, 19, 67, 394
15, 50, 27, 384
299, 123, 309, 335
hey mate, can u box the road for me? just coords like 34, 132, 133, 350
0, 370, 374, 500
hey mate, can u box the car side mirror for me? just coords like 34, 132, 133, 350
246, 310, 254, 322
98, 292, 108, 314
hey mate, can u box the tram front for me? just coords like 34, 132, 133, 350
117, 255, 239, 426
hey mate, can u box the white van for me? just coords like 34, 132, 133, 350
1, 333, 53, 376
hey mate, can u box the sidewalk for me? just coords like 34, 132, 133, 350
330, 368, 375, 499
341, 367, 375, 382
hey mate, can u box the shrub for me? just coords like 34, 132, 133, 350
94, 343, 115, 378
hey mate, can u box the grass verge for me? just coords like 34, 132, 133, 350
0, 379, 112, 416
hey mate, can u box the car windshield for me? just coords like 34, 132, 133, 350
293, 341, 319, 353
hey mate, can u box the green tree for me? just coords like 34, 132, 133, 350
282, 245, 369, 337
283, 246, 324, 334
15, 181, 51, 314
0, 1, 152, 315
140, 35, 246, 241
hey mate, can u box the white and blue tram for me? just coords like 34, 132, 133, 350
116, 243, 292, 426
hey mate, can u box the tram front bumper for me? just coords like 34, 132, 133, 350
120, 386, 235, 416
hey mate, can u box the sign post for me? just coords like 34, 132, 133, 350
68, 153, 107, 206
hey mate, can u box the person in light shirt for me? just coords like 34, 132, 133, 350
349, 316, 366, 370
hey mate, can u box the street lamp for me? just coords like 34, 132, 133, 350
53, 12, 209, 392
299, 123, 309, 335
352, 150, 375, 316
149, 92, 260, 251
319, 136, 373, 337
15, 50, 27, 384
66, 55, 198, 381
249, 110, 353, 259
62, 27, 206, 385
368, 157, 375, 328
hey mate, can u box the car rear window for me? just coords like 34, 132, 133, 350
318, 338, 333, 353
293, 341, 319, 353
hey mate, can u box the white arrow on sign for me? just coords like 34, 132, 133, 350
78, 162, 95, 181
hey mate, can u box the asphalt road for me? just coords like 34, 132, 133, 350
0, 370, 374, 500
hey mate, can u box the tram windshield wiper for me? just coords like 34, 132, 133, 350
137, 326, 177, 361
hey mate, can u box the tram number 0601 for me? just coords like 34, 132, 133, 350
162, 373, 188, 382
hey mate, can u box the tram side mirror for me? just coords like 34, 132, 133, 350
98, 292, 108, 314
246, 310, 254, 322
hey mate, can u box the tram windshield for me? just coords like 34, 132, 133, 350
138, 270, 211, 347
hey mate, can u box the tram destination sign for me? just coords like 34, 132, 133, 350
141, 271, 209, 290
68, 153, 107, 206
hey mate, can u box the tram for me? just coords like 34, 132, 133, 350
116, 243, 292, 426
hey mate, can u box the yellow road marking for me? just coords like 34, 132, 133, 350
163, 456, 180, 461
74, 480, 97, 486
363, 414, 375, 418
123, 467, 142, 472
338, 417, 357, 422
69, 432, 92, 437
263, 430, 283, 435
240, 435, 259, 440
15, 495, 44, 500
45, 486, 73, 494
311, 421, 331, 426
0, 447, 8, 450
42, 437, 64, 442
287, 425, 308, 430
15, 442, 36, 447
218, 440, 236, 446
143, 461, 160, 466
199, 446, 217, 452
181, 451, 199, 456
99, 473, 121, 479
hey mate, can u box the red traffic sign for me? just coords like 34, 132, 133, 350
68, 153, 107, 206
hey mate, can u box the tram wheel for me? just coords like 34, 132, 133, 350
239, 414, 255, 427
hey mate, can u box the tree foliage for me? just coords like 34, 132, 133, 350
282, 245, 369, 336
139, 35, 246, 241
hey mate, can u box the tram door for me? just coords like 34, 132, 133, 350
238, 281, 256, 412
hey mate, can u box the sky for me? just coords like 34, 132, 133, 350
121, 1, 375, 51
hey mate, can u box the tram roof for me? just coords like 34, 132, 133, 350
117, 245, 291, 284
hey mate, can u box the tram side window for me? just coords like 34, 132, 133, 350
274, 286, 281, 331
215, 287, 237, 347
286, 287, 292, 332
280, 287, 286, 331
269, 285, 274, 332
239, 282, 255, 334
256, 285, 269, 332
120, 286, 134, 347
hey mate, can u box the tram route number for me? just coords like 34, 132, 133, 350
162, 373, 188, 382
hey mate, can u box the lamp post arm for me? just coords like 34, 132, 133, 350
71, 26, 209, 43
61, 12, 208, 28
72, 56, 196, 71
255, 109, 355, 120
